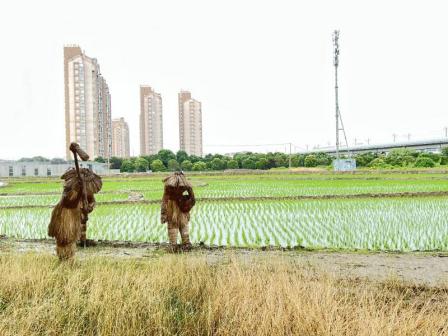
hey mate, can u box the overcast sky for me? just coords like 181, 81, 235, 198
1, 0, 447, 159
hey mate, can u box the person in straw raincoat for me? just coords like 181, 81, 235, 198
161, 171, 196, 251
48, 167, 102, 260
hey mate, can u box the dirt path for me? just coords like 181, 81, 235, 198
1, 238, 447, 287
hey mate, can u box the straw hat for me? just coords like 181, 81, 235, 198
61, 168, 103, 194
162, 171, 192, 189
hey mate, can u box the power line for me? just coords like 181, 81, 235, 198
204, 142, 297, 148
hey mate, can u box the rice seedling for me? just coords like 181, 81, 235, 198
1, 197, 447, 251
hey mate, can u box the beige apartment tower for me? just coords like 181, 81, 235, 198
64, 45, 112, 160
178, 91, 202, 156
140, 86, 163, 155
112, 117, 130, 158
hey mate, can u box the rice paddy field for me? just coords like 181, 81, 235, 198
1, 170, 448, 251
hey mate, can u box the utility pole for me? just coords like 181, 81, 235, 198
334, 30, 340, 160
288, 142, 292, 169
333, 30, 351, 159
393, 134, 397, 142
444, 127, 447, 137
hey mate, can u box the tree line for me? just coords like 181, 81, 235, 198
93, 147, 448, 172
15, 147, 448, 172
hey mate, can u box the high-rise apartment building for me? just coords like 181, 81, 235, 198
64, 45, 112, 160
112, 117, 130, 158
178, 91, 202, 157
140, 86, 163, 155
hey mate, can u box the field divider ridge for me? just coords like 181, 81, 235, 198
2, 190, 448, 210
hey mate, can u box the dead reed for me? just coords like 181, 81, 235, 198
0, 253, 447, 336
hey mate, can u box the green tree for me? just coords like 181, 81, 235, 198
210, 158, 225, 170
157, 149, 176, 166
150, 159, 166, 172
134, 158, 149, 172
414, 157, 435, 168
418, 152, 440, 164
50, 158, 67, 164
355, 152, 378, 167
368, 158, 392, 169
192, 161, 207, 171
315, 153, 332, 166
385, 149, 417, 166
181, 160, 193, 171
176, 150, 189, 164
304, 155, 318, 167
120, 160, 135, 173
168, 159, 180, 171
94, 157, 106, 163
227, 160, 239, 169
110, 157, 123, 170
189, 155, 202, 163
274, 153, 288, 167
290, 155, 304, 167
441, 146, 448, 157
242, 158, 256, 169
255, 158, 269, 170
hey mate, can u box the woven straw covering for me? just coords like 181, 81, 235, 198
163, 172, 192, 189
61, 168, 102, 194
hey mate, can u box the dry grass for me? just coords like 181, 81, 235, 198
0, 253, 447, 336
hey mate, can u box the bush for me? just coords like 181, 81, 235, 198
441, 146, 448, 157
304, 155, 318, 167
385, 149, 417, 167
354, 152, 377, 167
414, 157, 435, 168
418, 152, 440, 164
150, 159, 166, 172
368, 158, 392, 169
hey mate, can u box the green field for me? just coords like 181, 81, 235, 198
1, 171, 448, 251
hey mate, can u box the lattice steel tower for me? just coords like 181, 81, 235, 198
333, 30, 350, 159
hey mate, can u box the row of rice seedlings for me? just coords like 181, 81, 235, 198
196, 179, 448, 199
4, 175, 448, 199
0, 195, 59, 207
1, 197, 447, 251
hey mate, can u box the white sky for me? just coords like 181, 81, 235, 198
1, 0, 448, 159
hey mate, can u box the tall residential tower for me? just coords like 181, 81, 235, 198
112, 117, 130, 158
64, 45, 112, 160
178, 90, 202, 157
140, 86, 163, 155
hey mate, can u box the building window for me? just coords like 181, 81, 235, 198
21, 166, 26, 176
47, 168, 51, 176
8, 166, 13, 177
34, 168, 39, 176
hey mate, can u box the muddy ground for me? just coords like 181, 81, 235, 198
1, 237, 447, 287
